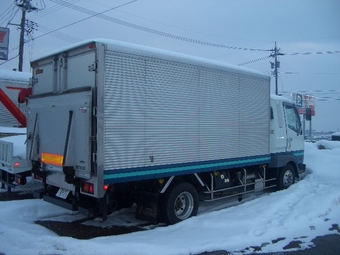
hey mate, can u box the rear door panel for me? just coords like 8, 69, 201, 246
27, 88, 92, 179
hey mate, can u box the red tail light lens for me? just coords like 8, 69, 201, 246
82, 182, 94, 194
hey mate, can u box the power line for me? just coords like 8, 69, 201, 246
0, 4, 19, 27
32, 0, 138, 41
282, 72, 340, 75
282, 50, 340, 56
50, 0, 269, 52
4, 0, 339, 75
32, 1, 340, 61
0, 54, 19, 66
35, 23, 81, 43
29, 0, 80, 20
0, 3, 15, 23
238, 55, 271, 66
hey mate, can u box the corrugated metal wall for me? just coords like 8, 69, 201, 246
103, 51, 269, 170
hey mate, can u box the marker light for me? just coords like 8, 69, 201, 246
14, 162, 20, 167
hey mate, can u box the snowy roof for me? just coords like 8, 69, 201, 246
0, 69, 31, 82
32, 38, 269, 79
271, 94, 295, 104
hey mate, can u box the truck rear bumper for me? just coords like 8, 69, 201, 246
43, 194, 78, 211
41, 193, 95, 217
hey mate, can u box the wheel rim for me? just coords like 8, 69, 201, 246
283, 169, 294, 187
173, 191, 194, 220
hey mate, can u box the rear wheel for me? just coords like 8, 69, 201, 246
161, 182, 199, 224
278, 164, 295, 190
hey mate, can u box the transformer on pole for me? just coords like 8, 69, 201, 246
15, 0, 39, 71
270, 42, 283, 95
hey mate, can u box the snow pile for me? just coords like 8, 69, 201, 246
0, 142, 339, 255
0, 69, 31, 82
0, 126, 26, 134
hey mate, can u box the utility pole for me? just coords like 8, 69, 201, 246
15, 0, 37, 71
270, 42, 283, 95
18, 7, 26, 72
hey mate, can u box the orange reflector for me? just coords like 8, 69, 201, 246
41, 152, 63, 166
14, 162, 20, 167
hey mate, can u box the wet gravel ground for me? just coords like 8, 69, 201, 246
0, 190, 34, 201
35, 219, 144, 239
1, 190, 339, 254
0, 190, 148, 239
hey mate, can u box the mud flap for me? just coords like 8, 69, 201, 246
135, 192, 159, 224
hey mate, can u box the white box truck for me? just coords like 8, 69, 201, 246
0, 132, 31, 191
27, 39, 305, 224
0, 69, 31, 191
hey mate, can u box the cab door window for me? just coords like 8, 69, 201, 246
284, 104, 301, 134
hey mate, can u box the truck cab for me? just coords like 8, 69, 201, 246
269, 95, 305, 189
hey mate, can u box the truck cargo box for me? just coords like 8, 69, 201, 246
27, 40, 307, 224
27, 39, 271, 206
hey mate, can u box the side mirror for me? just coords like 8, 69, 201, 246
270, 107, 274, 120
306, 108, 311, 121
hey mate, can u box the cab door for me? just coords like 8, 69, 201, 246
283, 103, 304, 152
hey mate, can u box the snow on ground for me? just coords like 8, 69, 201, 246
0, 141, 340, 255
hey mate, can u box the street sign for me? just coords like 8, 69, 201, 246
292, 93, 316, 116
303, 95, 315, 116
295, 93, 303, 108
0, 27, 9, 60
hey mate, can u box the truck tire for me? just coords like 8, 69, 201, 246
161, 182, 199, 224
278, 164, 295, 190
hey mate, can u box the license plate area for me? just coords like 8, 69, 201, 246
56, 188, 70, 199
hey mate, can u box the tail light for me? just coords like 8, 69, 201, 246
33, 174, 43, 181
82, 182, 94, 194
15, 176, 27, 185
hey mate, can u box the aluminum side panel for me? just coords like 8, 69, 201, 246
102, 51, 270, 174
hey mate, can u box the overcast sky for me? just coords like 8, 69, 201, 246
1, 0, 339, 132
